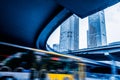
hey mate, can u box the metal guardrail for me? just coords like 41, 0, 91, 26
0, 42, 109, 66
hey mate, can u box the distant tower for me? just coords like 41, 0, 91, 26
53, 44, 59, 52
87, 10, 107, 48
59, 15, 79, 52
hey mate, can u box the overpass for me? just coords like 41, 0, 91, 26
64, 44, 120, 61
0, 0, 120, 50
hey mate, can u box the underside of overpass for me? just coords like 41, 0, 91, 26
0, 0, 119, 50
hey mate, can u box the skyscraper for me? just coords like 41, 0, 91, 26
53, 44, 60, 52
87, 10, 107, 48
59, 15, 79, 52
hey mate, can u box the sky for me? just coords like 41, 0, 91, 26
47, 2, 120, 49
105, 2, 120, 44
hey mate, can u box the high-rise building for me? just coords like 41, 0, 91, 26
53, 44, 60, 52
59, 15, 79, 52
87, 10, 107, 48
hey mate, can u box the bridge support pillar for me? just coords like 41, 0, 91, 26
111, 60, 117, 80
